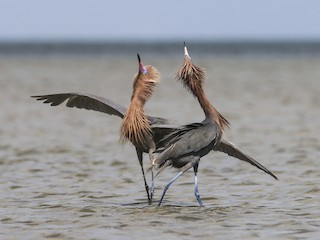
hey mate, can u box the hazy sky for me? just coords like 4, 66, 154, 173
0, 0, 319, 41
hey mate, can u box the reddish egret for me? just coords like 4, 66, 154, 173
154, 44, 277, 206
180, 44, 277, 178
32, 54, 173, 204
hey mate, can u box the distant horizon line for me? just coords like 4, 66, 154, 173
0, 38, 320, 44
1, 40, 320, 56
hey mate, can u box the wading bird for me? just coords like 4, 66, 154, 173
32, 54, 173, 204
154, 44, 277, 206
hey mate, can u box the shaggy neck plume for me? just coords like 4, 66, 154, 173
120, 66, 159, 148
177, 56, 229, 130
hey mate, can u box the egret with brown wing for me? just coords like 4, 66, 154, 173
32, 54, 172, 204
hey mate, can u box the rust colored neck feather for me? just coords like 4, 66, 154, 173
120, 66, 159, 148
196, 86, 230, 130
176, 57, 205, 97
120, 99, 151, 148
132, 65, 159, 104
177, 58, 229, 130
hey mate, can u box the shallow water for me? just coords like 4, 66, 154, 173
1, 54, 320, 239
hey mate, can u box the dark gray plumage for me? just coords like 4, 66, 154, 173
156, 123, 221, 168
154, 119, 223, 206
153, 44, 277, 206
215, 140, 278, 180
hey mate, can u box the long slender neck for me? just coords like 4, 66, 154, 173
176, 49, 230, 130
125, 97, 148, 132
197, 88, 214, 119
195, 86, 230, 130
120, 71, 156, 148
126, 95, 147, 124
130, 93, 146, 109
126, 76, 150, 118
120, 96, 151, 147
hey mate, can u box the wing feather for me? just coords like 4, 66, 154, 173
215, 139, 278, 180
32, 93, 170, 126
156, 123, 219, 166
32, 93, 126, 118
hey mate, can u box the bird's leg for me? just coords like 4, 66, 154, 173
193, 162, 204, 207
158, 171, 183, 207
148, 143, 157, 204
158, 161, 194, 206
136, 148, 151, 204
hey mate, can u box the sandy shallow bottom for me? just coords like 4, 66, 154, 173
1, 54, 320, 239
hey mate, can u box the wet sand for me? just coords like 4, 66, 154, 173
1, 54, 320, 239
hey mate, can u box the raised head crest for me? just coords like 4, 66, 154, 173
177, 43, 229, 130
176, 43, 206, 97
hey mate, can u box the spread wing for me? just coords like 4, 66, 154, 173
32, 93, 126, 118
215, 139, 278, 180
31, 93, 170, 125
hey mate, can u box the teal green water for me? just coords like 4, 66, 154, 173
1, 54, 319, 239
